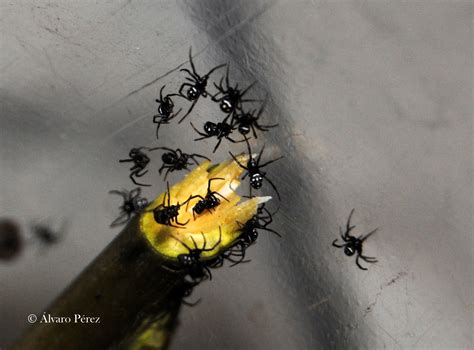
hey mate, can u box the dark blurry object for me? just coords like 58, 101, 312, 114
177, 47, 225, 123
332, 209, 378, 270
109, 188, 148, 227
153, 85, 182, 139
0, 218, 23, 261
31, 220, 67, 249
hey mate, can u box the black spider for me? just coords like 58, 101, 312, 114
186, 178, 229, 219
173, 229, 222, 282
151, 182, 191, 228
212, 65, 259, 118
225, 203, 280, 266
119, 147, 157, 187
152, 147, 210, 180
233, 99, 278, 138
153, 85, 181, 139
229, 138, 283, 199
177, 48, 225, 123
109, 188, 148, 227
191, 120, 245, 153
0, 219, 23, 261
332, 209, 378, 271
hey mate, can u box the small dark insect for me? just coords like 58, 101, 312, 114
191, 120, 245, 153
173, 229, 222, 282
225, 203, 280, 266
153, 85, 182, 139
153, 147, 210, 180
229, 138, 283, 200
151, 182, 191, 228
109, 188, 148, 227
0, 219, 23, 261
233, 99, 278, 138
31, 220, 67, 249
186, 178, 229, 219
212, 65, 259, 117
119, 147, 157, 187
332, 209, 378, 271
177, 48, 226, 123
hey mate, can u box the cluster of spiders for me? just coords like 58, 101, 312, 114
109, 48, 377, 301
109, 48, 285, 295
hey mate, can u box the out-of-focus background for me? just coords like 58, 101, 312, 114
1, 1, 472, 349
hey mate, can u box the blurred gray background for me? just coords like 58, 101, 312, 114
0, 1, 472, 349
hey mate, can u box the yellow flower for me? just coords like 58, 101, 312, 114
140, 154, 271, 260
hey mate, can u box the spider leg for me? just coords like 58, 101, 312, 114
129, 187, 141, 199
228, 151, 248, 170
240, 81, 257, 98
174, 216, 190, 226
360, 255, 378, 263
180, 68, 199, 81
355, 255, 368, 271
260, 155, 284, 168
226, 135, 246, 144
204, 266, 213, 280
262, 174, 281, 200
250, 124, 258, 139
255, 121, 279, 130
119, 158, 133, 163
224, 64, 230, 89
189, 153, 211, 164
159, 85, 166, 101
135, 168, 149, 178
213, 191, 230, 202
187, 47, 198, 77
173, 235, 192, 252
204, 63, 226, 78
332, 238, 346, 248
154, 121, 163, 139
109, 190, 127, 201
158, 163, 167, 175
360, 228, 378, 242
190, 122, 208, 138
178, 82, 195, 100
179, 99, 198, 123
110, 213, 130, 227
182, 298, 202, 307
163, 167, 173, 181
130, 172, 151, 187
257, 144, 266, 164
261, 226, 282, 238
212, 137, 223, 153
185, 195, 205, 211
346, 209, 356, 234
